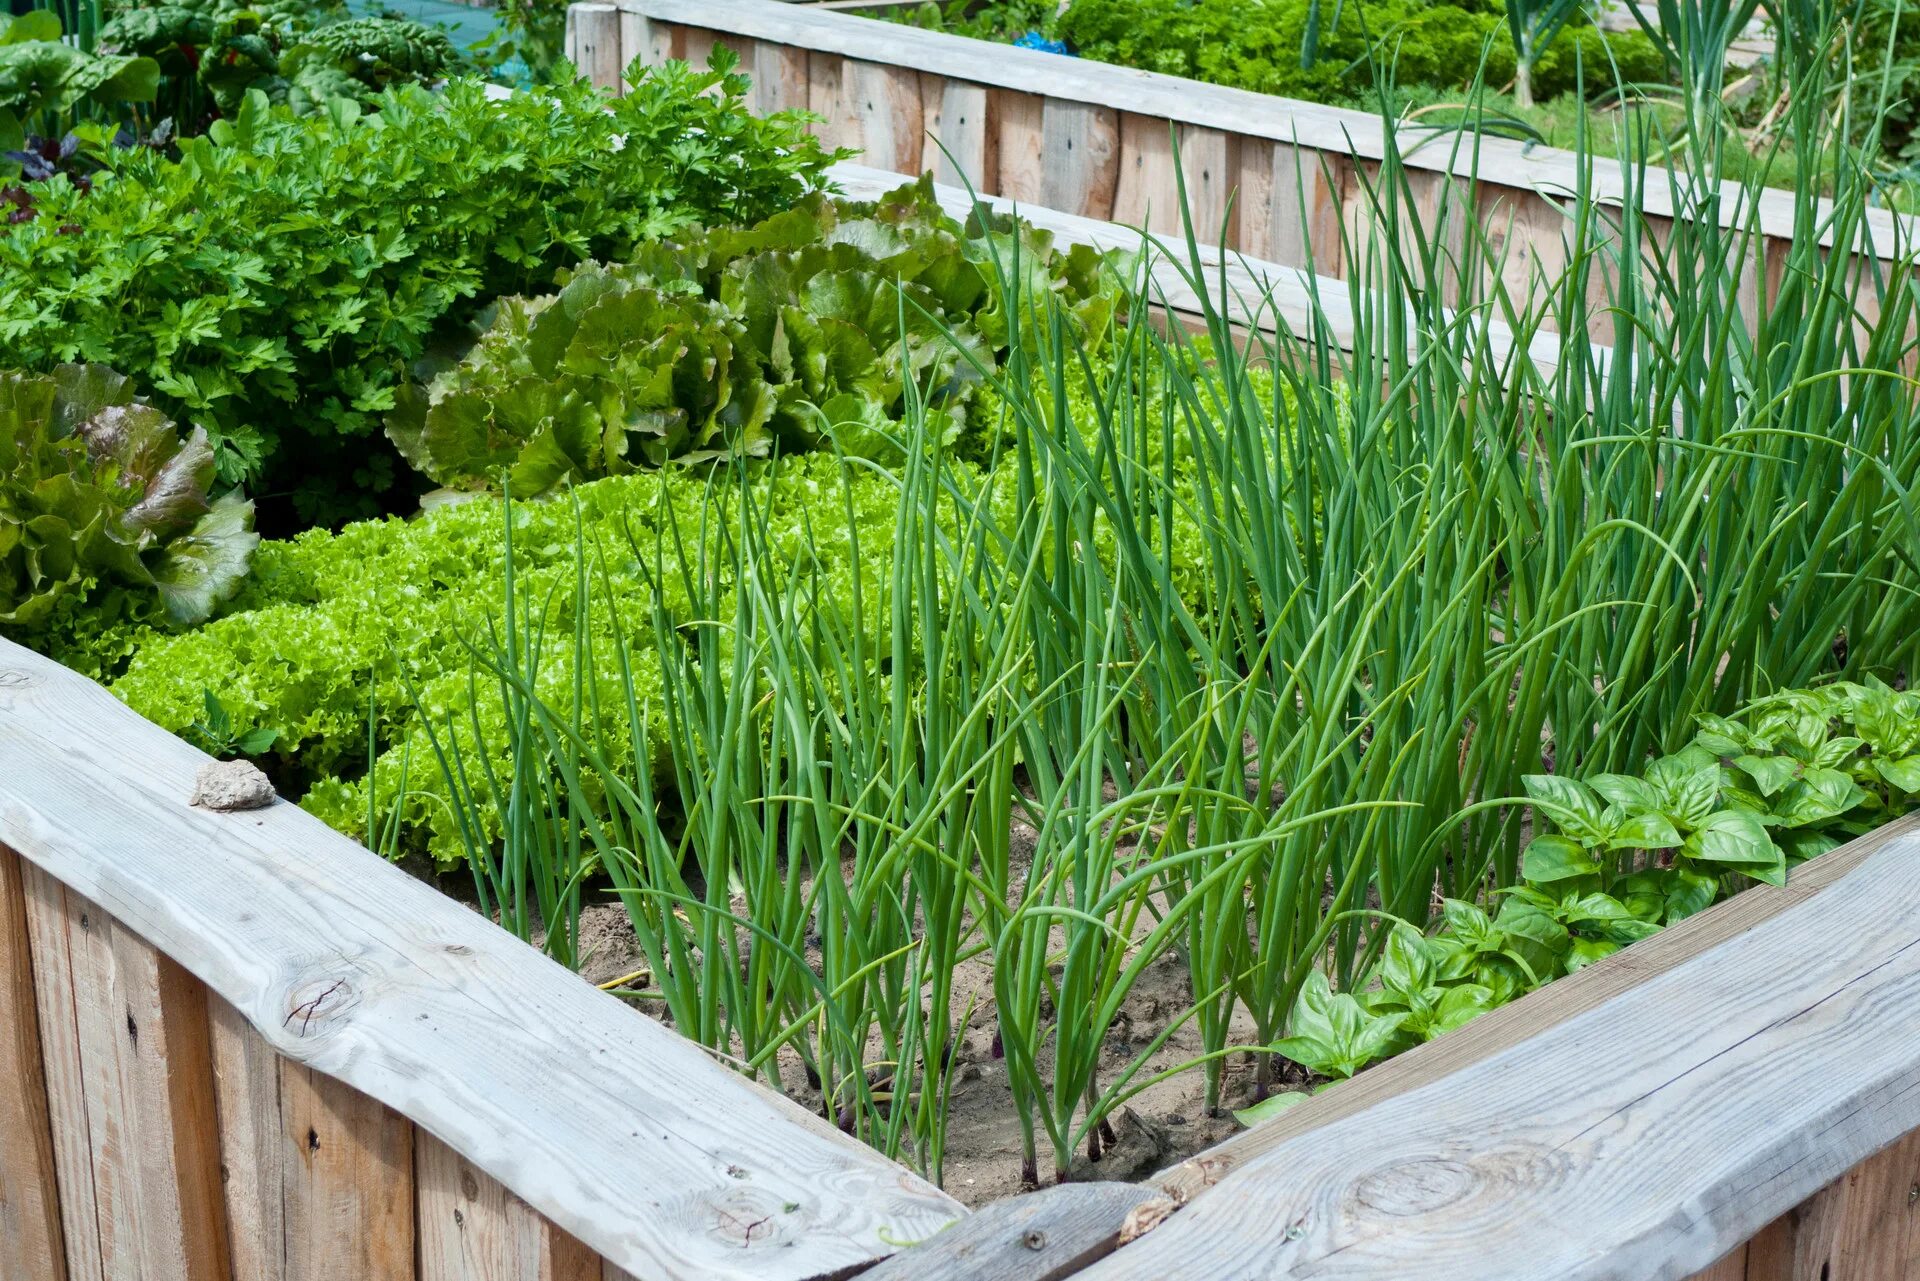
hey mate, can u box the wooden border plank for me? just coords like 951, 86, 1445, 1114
0, 845, 65, 1280
994, 89, 1045, 206
920, 75, 992, 190
1069, 822, 1920, 1280
280, 1062, 415, 1280
564, 4, 625, 92
0, 640, 961, 1281
1038, 99, 1120, 220
1152, 813, 1920, 1206
859, 1183, 1170, 1281
22, 872, 230, 1281
418, 1133, 604, 1280
602, 0, 1908, 261
209, 994, 288, 1281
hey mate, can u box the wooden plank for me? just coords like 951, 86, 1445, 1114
1829, 1128, 1920, 1279
1264, 143, 1345, 275
840, 58, 924, 174
746, 37, 810, 116
994, 89, 1045, 206
0, 845, 65, 1281
1744, 1177, 1848, 1280
0, 640, 962, 1281
23, 870, 230, 1281
1039, 99, 1120, 220
806, 53, 859, 160
603, 0, 1909, 262
809, 53, 924, 170
22, 865, 102, 1281
1177, 126, 1240, 248
280, 1061, 415, 1280
1111, 113, 1179, 237
1684, 1244, 1749, 1281
679, 25, 719, 70
1071, 821, 1920, 1280
209, 994, 287, 1281
861, 1183, 1169, 1281
919, 75, 991, 190
1148, 811, 1920, 1208
565, 3, 624, 92
617, 8, 675, 77
418, 1133, 604, 1281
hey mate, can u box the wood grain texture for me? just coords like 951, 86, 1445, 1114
861, 1183, 1168, 1281
1685, 1245, 1749, 1281
1111, 113, 1179, 237
1743, 1176, 1848, 1280
918, 75, 991, 189
418, 1133, 604, 1281
746, 38, 810, 115
280, 1062, 414, 1280
1039, 99, 1120, 219
1074, 822, 1920, 1280
23, 869, 229, 1281
809, 53, 923, 164
602, 0, 1909, 261
564, 4, 624, 92
993, 89, 1045, 206
1828, 1128, 1920, 1279
840, 58, 924, 173
616, 8, 674, 79
0, 845, 65, 1281
23, 864, 103, 1281
209, 994, 287, 1281
1264, 143, 1345, 274
0, 639, 961, 1281
1177, 126, 1239, 247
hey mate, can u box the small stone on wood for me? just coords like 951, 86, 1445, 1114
190, 760, 276, 811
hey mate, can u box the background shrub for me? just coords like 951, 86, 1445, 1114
1055, 0, 1667, 105
0, 54, 846, 527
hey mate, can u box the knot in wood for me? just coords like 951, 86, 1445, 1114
0, 669, 35, 689
282, 974, 360, 1039
701, 1186, 795, 1251
1350, 1144, 1562, 1221
1352, 1156, 1480, 1218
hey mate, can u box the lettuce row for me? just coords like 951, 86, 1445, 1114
387, 177, 1122, 496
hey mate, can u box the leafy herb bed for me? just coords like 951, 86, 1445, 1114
7, 35, 1920, 1198
0, 59, 842, 526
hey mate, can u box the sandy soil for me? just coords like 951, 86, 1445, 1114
561, 894, 1273, 1207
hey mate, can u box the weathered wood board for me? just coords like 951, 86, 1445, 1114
1069, 823, 1920, 1280
0, 639, 962, 1281
576, 0, 1912, 276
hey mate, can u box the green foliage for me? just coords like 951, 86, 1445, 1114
388, 177, 1119, 495
1260, 681, 1920, 1096
1851, 0, 1920, 173
0, 363, 256, 634
477, 0, 569, 84
1052, 0, 1667, 105
0, 57, 846, 524
95, 0, 451, 127
102, 455, 917, 863
0, 10, 158, 148
184, 687, 281, 757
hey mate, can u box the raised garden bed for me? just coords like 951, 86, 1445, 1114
6, 637, 1920, 1279
9, 17, 1920, 1277
565, 0, 1914, 332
